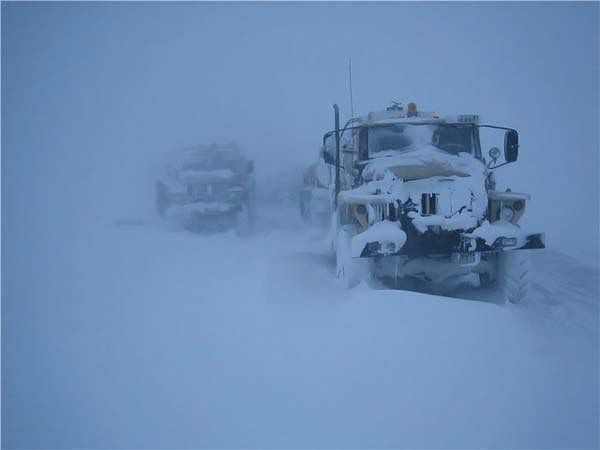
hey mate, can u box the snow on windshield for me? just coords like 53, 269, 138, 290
177, 149, 242, 174
368, 124, 475, 156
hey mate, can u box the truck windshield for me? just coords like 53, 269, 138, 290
182, 152, 238, 172
367, 124, 475, 156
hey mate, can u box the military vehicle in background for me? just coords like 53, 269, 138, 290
155, 143, 255, 235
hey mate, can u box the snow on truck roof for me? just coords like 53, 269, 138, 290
164, 143, 248, 176
180, 143, 242, 158
170, 144, 246, 166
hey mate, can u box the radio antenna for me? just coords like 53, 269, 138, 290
348, 57, 355, 118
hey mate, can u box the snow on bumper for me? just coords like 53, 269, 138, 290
166, 201, 238, 219
354, 219, 544, 258
465, 220, 545, 251
351, 221, 407, 257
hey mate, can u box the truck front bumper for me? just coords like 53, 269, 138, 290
167, 201, 240, 218
358, 230, 545, 258
473, 232, 545, 252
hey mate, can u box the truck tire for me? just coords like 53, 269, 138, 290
155, 181, 170, 218
336, 225, 370, 288
497, 251, 530, 304
235, 203, 252, 237
299, 190, 312, 223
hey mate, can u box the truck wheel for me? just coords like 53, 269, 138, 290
155, 181, 170, 218
300, 200, 310, 223
235, 204, 252, 237
478, 272, 493, 288
336, 225, 370, 288
299, 190, 311, 223
497, 251, 530, 304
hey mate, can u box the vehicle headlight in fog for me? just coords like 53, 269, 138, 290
513, 200, 525, 212
500, 206, 515, 222
171, 193, 187, 204
227, 189, 243, 201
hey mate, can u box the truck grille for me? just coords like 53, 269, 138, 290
187, 183, 228, 201
420, 193, 439, 216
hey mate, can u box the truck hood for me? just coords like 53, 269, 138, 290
341, 149, 488, 232
361, 146, 483, 182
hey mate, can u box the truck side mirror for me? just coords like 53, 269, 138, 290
322, 148, 335, 165
504, 129, 519, 162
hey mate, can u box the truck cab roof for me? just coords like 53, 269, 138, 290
360, 108, 480, 126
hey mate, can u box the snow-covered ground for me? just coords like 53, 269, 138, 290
3, 205, 598, 449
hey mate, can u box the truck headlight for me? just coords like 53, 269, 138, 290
500, 206, 515, 222
227, 187, 244, 201
488, 193, 528, 223
351, 203, 369, 229
171, 193, 187, 204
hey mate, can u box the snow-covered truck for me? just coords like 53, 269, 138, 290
155, 143, 255, 234
321, 102, 545, 302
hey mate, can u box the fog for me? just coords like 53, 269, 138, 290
3, 2, 598, 259
2, 2, 599, 449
